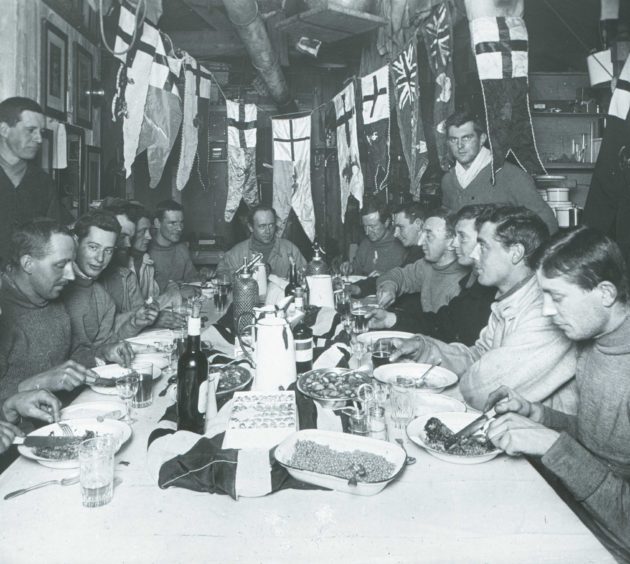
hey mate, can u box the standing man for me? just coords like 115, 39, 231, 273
148, 200, 200, 292
376, 207, 469, 313
351, 200, 406, 276
0, 97, 71, 264
441, 108, 557, 234
486, 227, 630, 560
391, 206, 577, 412
216, 204, 306, 280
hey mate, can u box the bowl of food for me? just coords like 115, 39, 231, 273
297, 368, 372, 408
406, 411, 500, 464
215, 365, 253, 396
275, 429, 406, 495
17, 418, 132, 469
373, 363, 458, 394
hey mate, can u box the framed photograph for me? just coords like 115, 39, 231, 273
42, 20, 68, 120
58, 124, 85, 218
86, 145, 101, 203
39, 129, 54, 174
74, 43, 93, 128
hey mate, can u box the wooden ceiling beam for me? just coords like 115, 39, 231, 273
181, 0, 235, 33
169, 30, 246, 57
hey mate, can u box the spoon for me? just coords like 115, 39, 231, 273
347, 463, 367, 486
395, 438, 417, 465
416, 360, 442, 388
4, 475, 80, 500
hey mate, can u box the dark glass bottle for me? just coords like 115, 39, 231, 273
285, 260, 298, 297
292, 291, 313, 374
176, 314, 208, 433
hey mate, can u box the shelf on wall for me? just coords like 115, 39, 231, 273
544, 162, 595, 170
532, 112, 605, 118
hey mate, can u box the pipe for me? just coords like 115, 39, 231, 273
222, 0, 295, 110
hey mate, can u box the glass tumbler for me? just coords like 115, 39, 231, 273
79, 436, 115, 508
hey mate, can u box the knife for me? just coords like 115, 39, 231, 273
13, 436, 84, 447
445, 407, 497, 449
86, 376, 118, 387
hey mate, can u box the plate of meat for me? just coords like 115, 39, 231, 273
406, 412, 500, 464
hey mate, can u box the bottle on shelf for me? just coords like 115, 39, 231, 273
285, 257, 298, 297
292, 289, 313, 374
177, 302, 208, 434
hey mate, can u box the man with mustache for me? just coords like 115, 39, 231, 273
0, 97, 71, 266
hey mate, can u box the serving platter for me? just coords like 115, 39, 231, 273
18, 418, 132, 469
275, 429, 405, 495
297, 368, 372, 408
406, 411, 500, 465
373, 363, 458, 393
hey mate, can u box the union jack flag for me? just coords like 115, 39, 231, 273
391, 42, 417, 110
424, 3, 451, 72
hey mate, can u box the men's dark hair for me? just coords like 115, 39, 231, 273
155, 199, 184, 222
360, 198, 390, 225
455, 204, 494, 224
134, 206, 153, 224
0, 97, 43, 126
533, 226, 629, 303
476, 205, 548, 268
444, 106, 486, 136
394, 201, 427, 224
73, 210, 122, 241
9, 218, 72, 268
247, 204, 277, 226
426, 206, 456, 238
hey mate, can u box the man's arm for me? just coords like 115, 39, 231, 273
180, 245, 200, 283
376, 260, 427, 298
506, 169, 559, 234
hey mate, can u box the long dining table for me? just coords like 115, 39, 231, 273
0, 293, 617, 563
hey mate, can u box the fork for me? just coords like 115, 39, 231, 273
4, 475, 80, 500
59, 423, 74, 437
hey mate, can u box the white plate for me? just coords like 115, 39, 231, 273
346, 275, 366, 283
132, 353, 170, 375
18, 418, 132, 469
373, 363, 458, 393
275, 429, 405, 496
60, 400, 125, 420
406, 412, 501, 465
410, 393, 466, 417
126, 330, 175, 353
89, 363, 162, 395
356, 331, 414, 346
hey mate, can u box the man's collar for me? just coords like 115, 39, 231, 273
496, 273, 534, 302
73, 262, 94, 281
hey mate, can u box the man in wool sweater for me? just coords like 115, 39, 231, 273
441, 107, 557, 234
376, 207, 470, 313
391, 206, 577, 413
486, 227, 630, 561
0, 219, 95, 407
62, 211, 157, 368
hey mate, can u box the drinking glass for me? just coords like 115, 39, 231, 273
371, 339, 393, 369
389, 381, 414, 431
116, 373, 140, 423
79, 436, 115, 508
351, 299, 369, 335
347, 407, 368, 436
213, 274, 231, 313
131, 361, 153, 408
335, 285, 351, 317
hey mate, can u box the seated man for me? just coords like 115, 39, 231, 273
62, 211, 148, 367
0, 219, 97, 406
148, 199, 199, 292
216, 204, 306, 281
486, 227, 630, 560
0, 390, 61, 455
376, 207, 470, 313
441, 107, 557, 234
350, 199, 406, 276
369, 204, 496, 345
391, 206, 577, 412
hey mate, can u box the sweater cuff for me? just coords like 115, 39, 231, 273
541, 432, 609, 501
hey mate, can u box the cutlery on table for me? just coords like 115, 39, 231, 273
4, 475, 80, 500
96, 410, 123, 423
395, 438, 417, 466
415, 361, 442, 388
445, 407, 497, 450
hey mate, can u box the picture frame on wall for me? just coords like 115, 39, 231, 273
74, 43, 93, 128
39, 129, 54, 174
42, 20, 68, 121
86, 145, 102, 204
59, 124, 85, 218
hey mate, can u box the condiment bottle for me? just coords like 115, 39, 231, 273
233, 258, 259, 333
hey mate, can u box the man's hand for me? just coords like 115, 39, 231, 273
376, 286, 396, 308
133, 303, 160, 329
484, 385, 544, 424
367, 308, 397, 329
389, 335, 442, 364
18, 361, 97, 393
0, 421, 22, 454
156, 308, 187, 329
339, 261, 353, 277
102, 341, 135, 367
2, 390, 61, 424
486, 413, 560, 457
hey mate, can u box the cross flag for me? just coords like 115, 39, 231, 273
225, 99, 259, 222
472, 16, 528, 80
334, 82, 364, 222
272, 115, 315, 241
609, 55, 630, 121
114, 2, 159, 177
